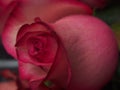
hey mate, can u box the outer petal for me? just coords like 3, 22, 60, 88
54, 15, 118, 90
2, 1, 92, 58
19, 61, 47, 82
0, 1, 17, 35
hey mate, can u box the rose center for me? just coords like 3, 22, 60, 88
33, 40, 43, 54
30, 39, 45, 55
28, 37, 47, 62
25, 33, 58, 64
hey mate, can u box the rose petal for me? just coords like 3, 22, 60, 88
2, 1, 92, 58
54, 15, 118, 89
0, 1, 17, 35
19, 61, 47, 82
12, 1, 92, 23
19, 61, 53, 90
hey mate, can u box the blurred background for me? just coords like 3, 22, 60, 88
95, 0, 120, 90
0, 0, 120, 90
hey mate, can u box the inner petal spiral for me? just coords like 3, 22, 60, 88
25, 33, 58, 65
28, 38, 46, 56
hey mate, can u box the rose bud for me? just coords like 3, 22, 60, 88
2, 15, 118, 90
1, 0, 118, 90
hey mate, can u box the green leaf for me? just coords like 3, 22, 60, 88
44, 80, 54, 88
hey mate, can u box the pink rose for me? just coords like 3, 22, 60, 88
1, 0, 93, 89
1, 0, 118, 90
0, 0, 17, 34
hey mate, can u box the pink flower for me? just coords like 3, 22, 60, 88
1, 0, 118, 90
